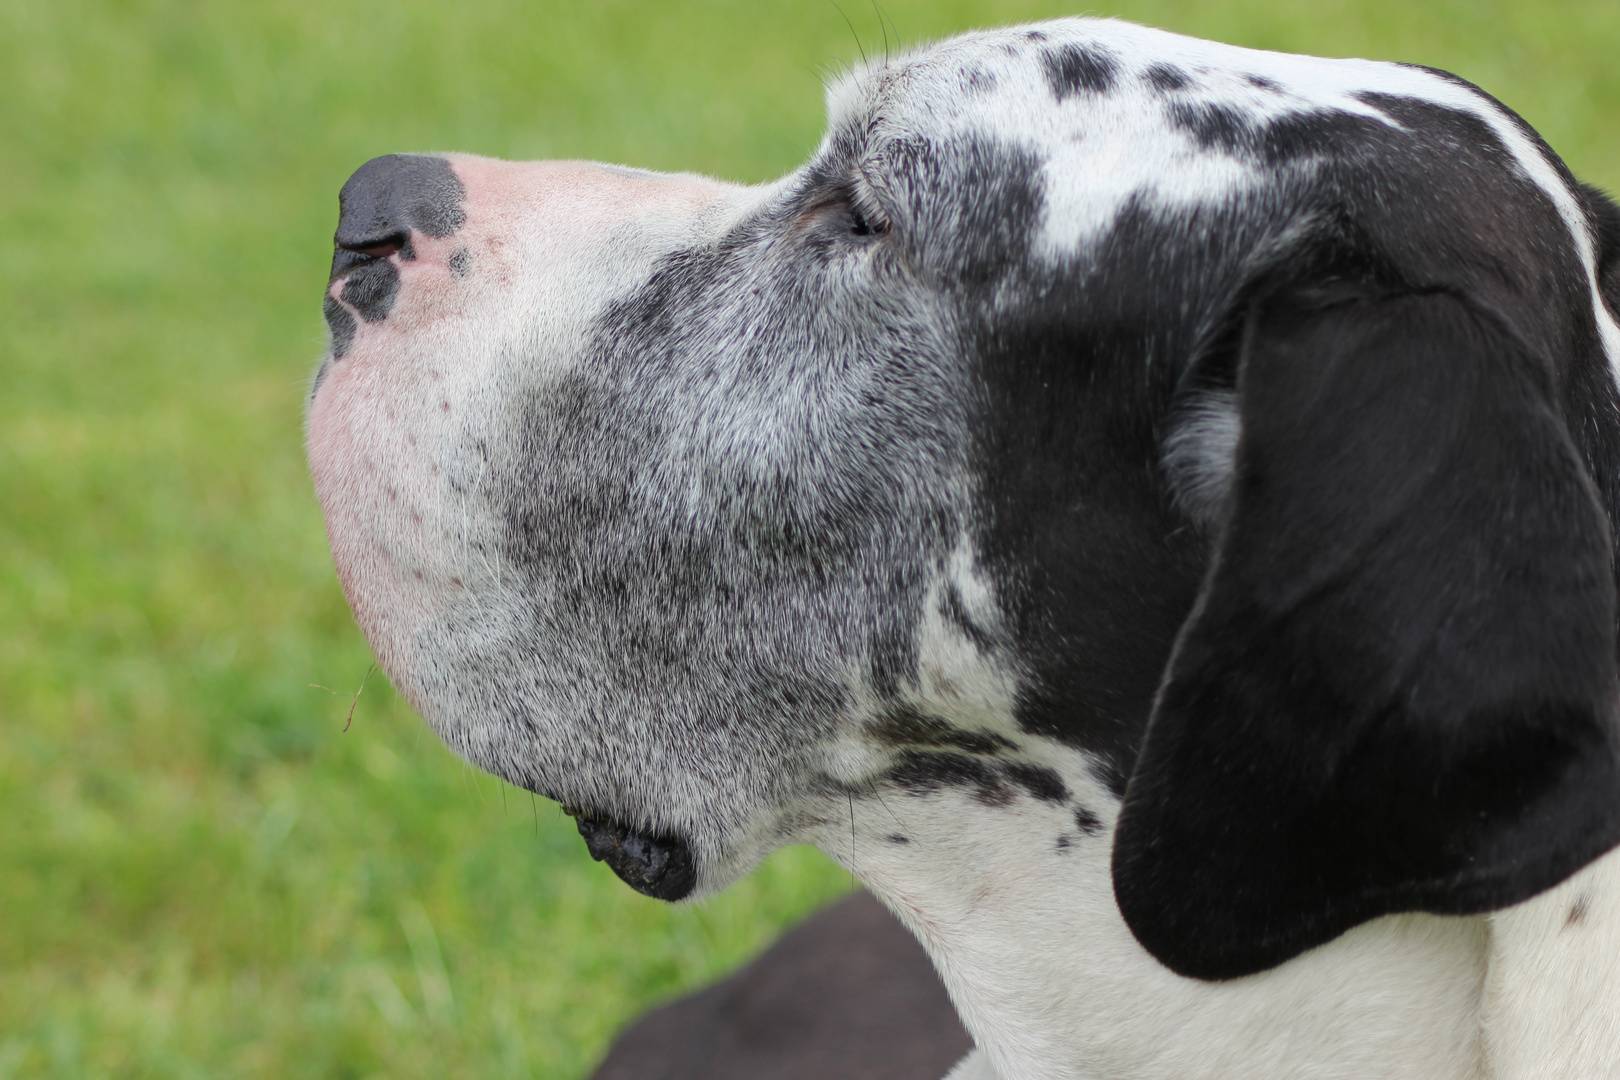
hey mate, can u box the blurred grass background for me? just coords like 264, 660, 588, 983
0, 0, 1615, 1076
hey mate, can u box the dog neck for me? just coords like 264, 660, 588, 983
813, 750, 1493, 1080
1479, 847, 1620, 1080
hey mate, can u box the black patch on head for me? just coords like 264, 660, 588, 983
887, 133, 1045, 289
1074, 806, 1104, 836
1143, 63, 1190, 92
1042, 43, 1119, 100
1004, 762, 1069, 803
975, 192, 1214, 790
1167, 101, 1255, 154
449, 247, 472, 279
1256, 109, 1389, 167
889, 751, 1013, 807
340, 259, 399, 323
871, 704, 1015, 756
1244, 73, 1280, 91
323, 295, 356, 359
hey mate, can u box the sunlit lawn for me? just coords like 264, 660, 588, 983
1, 0, 1616, 1076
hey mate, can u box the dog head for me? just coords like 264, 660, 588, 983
308, 18, 1620, 985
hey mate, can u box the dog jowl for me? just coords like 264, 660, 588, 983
308, 18, 1620, 1079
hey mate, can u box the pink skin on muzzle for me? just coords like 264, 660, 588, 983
307, 155, 740, 711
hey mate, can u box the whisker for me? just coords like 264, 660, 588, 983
829, 0, 866, 67
847, 790, 858, 891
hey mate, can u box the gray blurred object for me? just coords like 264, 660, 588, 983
589, 892, 972, 1079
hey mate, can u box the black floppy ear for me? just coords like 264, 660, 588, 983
1113, 286, 1620, 980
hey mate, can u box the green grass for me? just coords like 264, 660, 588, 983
1, 0, 1616, 1076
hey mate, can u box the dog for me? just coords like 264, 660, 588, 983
588, 890, 971, 1079
307, 17, 1620, 1078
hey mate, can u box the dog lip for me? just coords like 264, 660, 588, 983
570, 814, 697, 901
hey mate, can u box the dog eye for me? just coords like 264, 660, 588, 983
805, 188, 890, 241
849, 205, 888, 238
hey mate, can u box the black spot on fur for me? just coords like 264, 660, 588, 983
886, 833, 911, 845
449, 247, 472, 278
1042, 43, 1118, 100
1074, 806, 1104, 836
1167, 101, 1255, 154
962, 66, 997, 95
1566, 893, 1592, 927
340, 259, 399, 322
1055, 835, 1073, 851
1025, 30, 1047, 43
1005, 762, 1070, 803
323, 295, 356, 359
1143, 63, 1190, 92
871, 704, 1015, 756
889, 751, 1013, 807
1244, 73, 1280, 91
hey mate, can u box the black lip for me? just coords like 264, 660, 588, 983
572, 815, 697, 901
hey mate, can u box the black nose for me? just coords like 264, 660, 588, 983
332, 154, 466, 279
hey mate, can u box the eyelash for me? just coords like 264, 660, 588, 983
848, 202, 888, 238
809, 183, 890, 241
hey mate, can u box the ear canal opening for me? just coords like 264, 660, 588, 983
1114, 286, 1620, 981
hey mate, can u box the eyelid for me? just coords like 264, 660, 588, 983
800, 185, 890, 238
850, 190, 890, 231
854, 161, 896, 220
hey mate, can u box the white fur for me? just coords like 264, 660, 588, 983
1481, 846, 1620, 1078
810, 755, 1490, 1079
803, 544, 1494, 1080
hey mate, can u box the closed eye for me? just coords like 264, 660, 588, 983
803, 186, 891, 241
848, 204, 888, 238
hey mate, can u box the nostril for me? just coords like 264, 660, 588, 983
331, 232, 408, 281
347, 236, 406, 260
